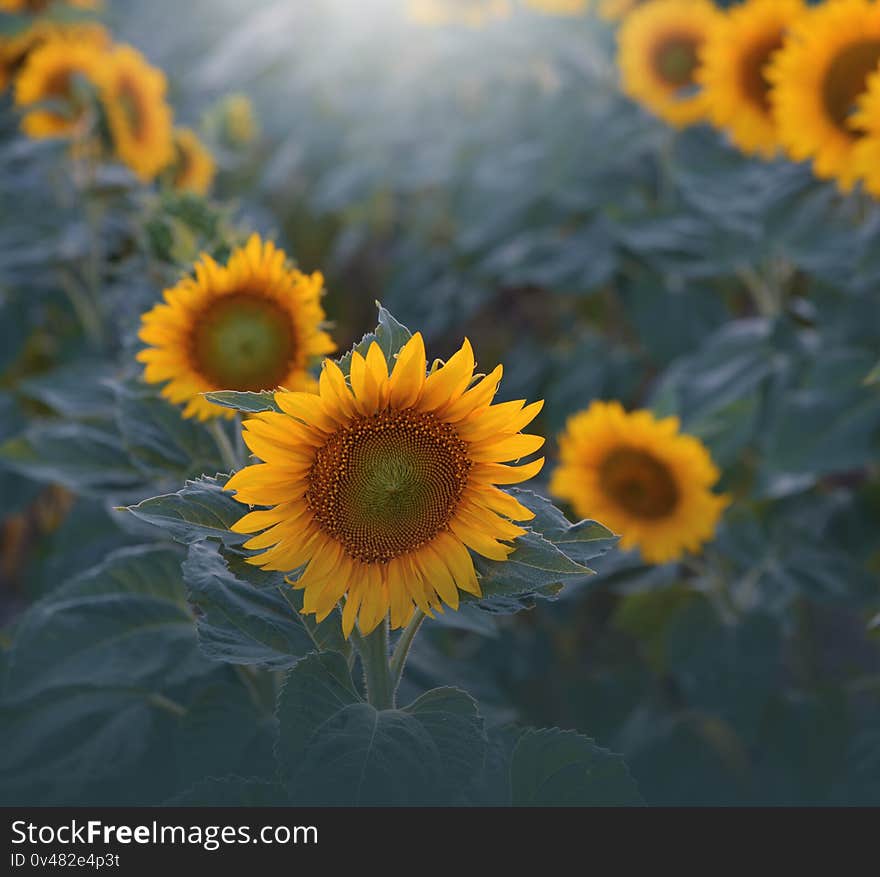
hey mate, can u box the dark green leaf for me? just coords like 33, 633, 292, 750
122, 474, 246, 545
203, 390, 281, 413
511, 728, 642, 806
183, 541, 320, 669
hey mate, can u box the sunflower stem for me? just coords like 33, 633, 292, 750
357, 619, 393, 711
208, 418, 242, 472
389, 610, 426, 701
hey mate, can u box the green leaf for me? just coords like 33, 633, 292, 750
472, 534, 590, 614
2, 545, 210, 705
275, 651, 361, 782
168, 776, 287, 806
115, 384, 222, 479
509, 489, 618, 564
402, 687, 486, 799
122, 474, 247, 545
511, 728, 642, 806
0, 422, 143, 495
336, 303, 412, 377
463, 493, 617, 615
18, 360, 117, 420
277, 654, 489, 804
290, 702, 441, 805
203, 390, 281, 413
182, 541, 322, 669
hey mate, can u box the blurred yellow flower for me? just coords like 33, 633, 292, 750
768, 0, 880, 191
100, 44, 174, 182
550, 401, 728, 565
0, 0, 99, 11
226, 333, 544, 637
852, 69, 880, 197
617, 0, 720, 128
0, 21, 108, 93
168, 127, 215, 195
14, 34, 109, 139
700, 0, 806, 159
137, 234, 335, 421
406, 0, 510, 28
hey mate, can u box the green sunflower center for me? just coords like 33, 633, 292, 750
822, 39, 880, 136
191, 293, 296, 392
653, 36, 700, 89
307, 408, 472, 564
599, 447, 679, 520
740, 32, 785, 116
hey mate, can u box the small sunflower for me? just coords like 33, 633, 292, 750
617, 0, 721, 128
550, 401, 728, 565
768, 0, 880, 190
225, 333, 545, 637
14, 34, 109, 139
700, 0, 805, 158
137, 234, 336, 421
523, 0, 589, 16
852, 70, 880, 197
100, 44, 174, 182
599, 0, 651, 22
0, 0, 99, 11
406, 0, 510, 28
167, 127, 215, 195
1, 22, 107, 93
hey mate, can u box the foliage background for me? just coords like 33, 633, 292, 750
1, 0, 879, 806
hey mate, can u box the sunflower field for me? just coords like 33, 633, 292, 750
1, 0, 879, 811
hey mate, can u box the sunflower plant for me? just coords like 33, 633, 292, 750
117, 306, 637, 805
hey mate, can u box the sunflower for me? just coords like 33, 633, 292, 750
700, 0, 805, 158
523, 0, 589, 16
225, 333, 545, 637
852, 70, 880, 196
617, 0, 721, 128
137, 234, 336, 421
768, 0, 880, 190
1, 22, 106, 93
0, 0, 99, 11
167, 127, 215, 195
99, 44, 174, 182
599, 0, 651, 22
406, 0, 510, 28
14, 34, 110, 139
550, 401, 728, 565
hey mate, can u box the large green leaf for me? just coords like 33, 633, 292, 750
183, 540, 325, 669
0, 545, 229, 805
122, 474, 247, 545
0, 422, 143, 495
2, 545, 210, 705
277, 652, 489, 804
275, 651, 361, 781
115, 384, 222, 480
290, 702, 441, 805
511, 728, 642, 806
403, 686, 486, 799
